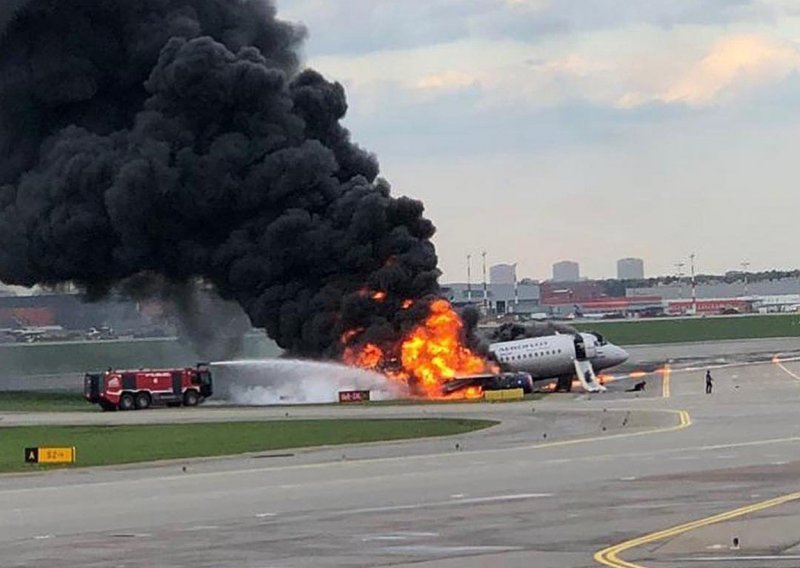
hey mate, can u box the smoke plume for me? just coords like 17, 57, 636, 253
0, 1, 439, 358
118, 273, 252, 360
488, 322, 578, 343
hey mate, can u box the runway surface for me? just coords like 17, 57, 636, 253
2, 357, 800, 567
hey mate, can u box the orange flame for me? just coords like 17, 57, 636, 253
399, 298, 490, 396
596, 373, 613, 385
340, 328, 363, 345
402, 299, 414, 309
464, 386, 483, 400
342, 298, 495, 398
372, 291, 387, 302
343, 342, 383, 369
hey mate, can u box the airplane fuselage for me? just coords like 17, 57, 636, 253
489, 332, 629, 380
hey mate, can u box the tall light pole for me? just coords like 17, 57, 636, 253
741, 261, 750, 297
466, 254, 472, 302
674, 261, 685, 300
689, 253, 697, 315
481, 251, 488, 313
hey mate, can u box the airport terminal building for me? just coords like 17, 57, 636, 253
442, 282, 540, 315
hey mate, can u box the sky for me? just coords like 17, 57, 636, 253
277, 0, 800, 282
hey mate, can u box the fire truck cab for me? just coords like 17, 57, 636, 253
84, 363, 213, 411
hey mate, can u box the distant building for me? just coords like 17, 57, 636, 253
665, 298, 755, 316
552, 261, 580, 282
489, 263, 516, 285
617, 258, 644, 280
627, 276, 800, 300
540, 281, 605, 306
442, 282, 540, 315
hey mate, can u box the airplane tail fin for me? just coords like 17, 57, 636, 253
574, 359, 607, 393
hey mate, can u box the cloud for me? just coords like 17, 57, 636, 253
309, 26, 800, 127
621, 34, 800, 107
278, 0, 773, 57
666, 35, 800, 104
415, 70, 480, 92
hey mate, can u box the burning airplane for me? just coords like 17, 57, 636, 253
342, 298, 498, 398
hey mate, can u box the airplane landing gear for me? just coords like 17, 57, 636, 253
556, 375, 573, 392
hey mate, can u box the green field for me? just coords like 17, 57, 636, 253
574, 314, 800, 345
0, 391, 88, 412
0, 391, 543, 412
0, 418, 495, 473
0, 334, 281, 378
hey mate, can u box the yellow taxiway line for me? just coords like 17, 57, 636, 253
773, 353, 800, 381
661, 364, 671, 399
594, 490, 800, 567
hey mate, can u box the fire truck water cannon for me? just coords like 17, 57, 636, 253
84, 363, 213, 411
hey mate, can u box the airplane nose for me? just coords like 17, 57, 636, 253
615, 346, 629, 365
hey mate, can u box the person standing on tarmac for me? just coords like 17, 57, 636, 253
705, 370, 714, 394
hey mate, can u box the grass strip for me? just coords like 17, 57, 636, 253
0, 418, 496, 473
0, 391, 87, 412
574, 314, 800, 345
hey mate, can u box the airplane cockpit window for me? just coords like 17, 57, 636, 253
590, 331, 607, 345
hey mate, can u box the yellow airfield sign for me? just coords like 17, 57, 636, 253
484, 388, 525, 401
25, 447, 76, 464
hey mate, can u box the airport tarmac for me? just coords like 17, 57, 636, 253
2, 357, 800, 567
2, 336, 799, 392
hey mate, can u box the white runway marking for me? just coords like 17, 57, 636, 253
342, 493, 552, 516
182, 525, 220, 531
386, 544, 523, 555
362, 532, 439, 541
677, 554, 800, 562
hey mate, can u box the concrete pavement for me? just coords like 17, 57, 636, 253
2, 357, 800, 567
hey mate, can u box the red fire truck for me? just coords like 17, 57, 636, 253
84, 364, 213, 411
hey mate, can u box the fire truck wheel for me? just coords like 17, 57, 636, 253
118, 393, 135, 411
135, 392, 151, 410
183, 390, 200, 407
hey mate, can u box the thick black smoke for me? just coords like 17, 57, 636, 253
0, 1, 439, 358
118, 274, 252, 361
487, 321, 578, 343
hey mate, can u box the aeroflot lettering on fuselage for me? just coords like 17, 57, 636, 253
491, 335, 573, 363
